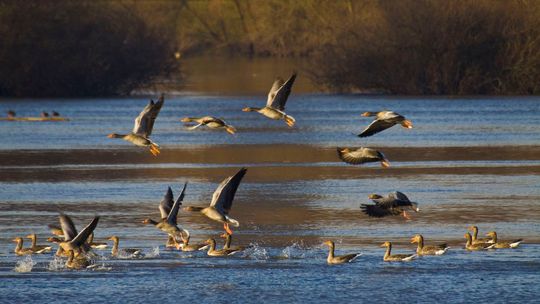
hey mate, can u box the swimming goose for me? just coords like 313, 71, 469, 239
12, 237, 35, 255
323, 240, 361, 265
26, 234, 53, 253
485, 231, 523, 249
381, 241, 417, 261
468, 226, 494, 245
142, 183, 190, 246
358, 111, 412, 137
108, 236, 143, 258
41, 111, 49, 118
183, 168, 247, 234
337, 147, 390, 167
176, 236, 208, 252
220, 232, 245, 252
87, 233, 108, 249
181, 116, 237, 134
107, 94, 164, 156
204, 238, 241, 256
464, 233, 495, 251
47, 214, 99, 257
7, 110, 15, 118
242, 72, 297, 127
361, 192, 419, 219
410, 234, 448, 255
66, 250, 91, 270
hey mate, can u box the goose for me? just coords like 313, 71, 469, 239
12, 237, 36, 255
381, 241, 416, 261
323, 241, 361, 265
41, 111, 49, 118
485, 231, 523, 249
358, 111, 412, 137
166, 235, 177, 248
47, 214, 99, 257
107, 94, 164, 156
52, 111, 60, 117
108, 236, 143, 258
7, 110, 15, 118
361, 192, 419, 219
142, 183, 190, 246
220, 232, 245, 252
464, 233, 495, 251
48, 224, 64, 237
176, 236, 208, 252
66, 250, 91, 270
468, 226, 494, 245
337, 147, 390, 167
181, 116, 237, 134
183, 168, 247, 234
242, 72, 297, 127
410, 234, 448, 255
204, 238, 241, 256
87, 233, 108, 249
25, 234, 52, 253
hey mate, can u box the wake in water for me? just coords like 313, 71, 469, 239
13, 256, 36, 273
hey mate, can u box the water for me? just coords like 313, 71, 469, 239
0, 96, 539, 303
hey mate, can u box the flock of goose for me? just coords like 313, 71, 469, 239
9, 72, 524, 268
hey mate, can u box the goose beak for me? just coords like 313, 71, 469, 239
361, 112, 370, 117
402, 119, 413, 129
380, 159, 391, 168
242, 107, 251, 112
107, 133, 115, 138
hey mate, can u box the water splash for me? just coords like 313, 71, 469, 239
13, 256, 36, 273
242, 243, 269, 261
145, 246, 160, 258
47, 256, 66, 271
279, 242, 308, 259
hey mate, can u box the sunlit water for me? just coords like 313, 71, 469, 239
0, 96, 539, 303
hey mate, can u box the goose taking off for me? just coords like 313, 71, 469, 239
360, 192, 419, 219
381, 241, 416, 262
358, 111, 412, 137
183, 168, 247, 235
242, 72, 297, 127
337, 147, 390, 168
485, 231, 523, 249
66, 250, 91, 270
323, 240, 361, 265
107, 94, 164, 156
47, 214, 100, 257
142, 183, 190, 246
181, 116, 237, 134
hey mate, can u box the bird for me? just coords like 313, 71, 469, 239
176, 236, 208, 252
48, 224, 64, 237
86, 233, 108, 249
7, 110, 16, 118
464, 233, 495, 251
468, 226, 494, 245
107, 94, 164, 156
485, 231, 523, 249
12, 237, 37, 255
323, 240, 361, 265
142, 183, 190, 246
360, 192, 419, 219
108, 236, 143, 258
181, 116, 237, 134
242, 72, 297, 127
41, 111, 49, 118
25, 234, 52, 253
410, 234, 448, 255
166, 235, 177, 248
337, 147, 390, 167
183, 168, 247, 235
203, 238, 241, 256
220, 232, 245, 252
65, 249, 91, 270
358, 111, 412, 137
52, 111, 60, 117
381, 241, 416, 261
47, 214, 99, 257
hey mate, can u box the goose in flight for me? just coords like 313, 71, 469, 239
108, 94, 164, 156
184, 168, 247, 234
181, 116, 237, 134
337, 147, 390, 167
358, 111, 412, 137
47, 214, 100, 257
361, 192, 419, 219
242, 73, 297, 127
142, 183, 190, 246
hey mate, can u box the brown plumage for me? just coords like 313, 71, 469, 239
323, 240, 360, 265
485, 231, 523, 249
464, 233, 495, 251
381, 241, 416, 261
204, 238, 241, 256
181, 116, 237, 134
358, 111, 412, 137
337, 147, 390, 167
410, 234, 448, 255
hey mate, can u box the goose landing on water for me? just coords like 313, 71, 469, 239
243, 72, 297, 127
108, 94, 164, 156
358, 111, 413, 137
181, 116, 237, 134
361, 192, 419, 219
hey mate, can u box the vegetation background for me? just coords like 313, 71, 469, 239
1, 0, 539, 96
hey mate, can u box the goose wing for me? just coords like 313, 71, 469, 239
159, 187, 174, 219
59, 214, 78, 241
337, 147, 380, 165
210, 168, 247, 214
358, 119, 396, 137
266, 73, 296, 111
393, 191, 410, 202
167, 182, 187, 225
360, 204, 401, 217
70, 216, 100, 247
132, 94, 164, 137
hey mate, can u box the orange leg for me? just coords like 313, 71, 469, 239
402, 211, 411, 220
224, 223, 233, 235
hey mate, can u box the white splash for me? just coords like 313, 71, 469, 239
145, 246, 160, 258
280, 242, 307, 259
47, 256, 66, 271
13, 256, 36, 273
242, 243, 269, 261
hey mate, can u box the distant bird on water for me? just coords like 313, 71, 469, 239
360, 191, 419, 219
107, 94, 164, 156
41, 111, 49, 118
181, 116, 237, 134
358, 111, 412, 137
337, 147, 390, 167
52, 111, 60, 117
7, 110, 16, 118
242, 72, 297, 127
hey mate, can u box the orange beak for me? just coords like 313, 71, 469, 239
361, 112, 370, 117
401, 119, 413, 129
107, 134, 114, 138
380, 159, 390, 168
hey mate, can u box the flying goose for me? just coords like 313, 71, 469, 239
410, 234, 448, 255
107, 94, 164, 156
181, 116, 237, 134
47, 214, 100, 257
361, 192, 419, 219
323, 240, 361, 265
381, 241, 416, 261
337, 147, 390, 167
183, 168, 247, 234
485, 231, 523, 249
358, 111, 412, 137
242, 73, 297, 127
142, 183, 190, 246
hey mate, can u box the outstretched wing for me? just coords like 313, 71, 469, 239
210, 168, 248, 214
358, 119, 396, 137
266, 73, 296, 111
59, 214, 78, 241
132, 94, 164, 137
159, 187, 174, 219
360, 204, 401, 217
370, 195, 398, 209
393, 191, 411, 202
167, 182, 187, 225
70, 216, 100, 247
337, 147, 379, 165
